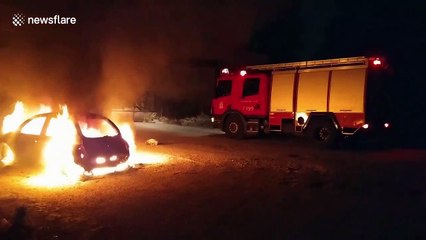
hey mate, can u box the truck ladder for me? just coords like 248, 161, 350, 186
246, 56, 368, 71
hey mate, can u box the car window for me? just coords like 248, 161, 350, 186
20, 116, 46, 135
77, 117, 119, 138
45, 117, 77, 137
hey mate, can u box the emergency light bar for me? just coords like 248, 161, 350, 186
220, 68, 248, 76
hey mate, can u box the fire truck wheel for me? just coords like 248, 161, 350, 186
308, 120, 338, 147
225, 115, 245, 139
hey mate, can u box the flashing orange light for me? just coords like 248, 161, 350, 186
362, 124, 369, 129
240, 70, 247, 76
373, 58, 381, 66
221, 68, 229, 74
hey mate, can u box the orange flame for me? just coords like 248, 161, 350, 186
116, 123, 168, 166
1, 101, 169, 187
26, 106, 84, 187
2, 101, 25, 134
1, 102, 52, 165
0, 143, 14, 166
2, 102, 52, 134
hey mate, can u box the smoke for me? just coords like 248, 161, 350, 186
95, 0, 266, 115
0, 21, 77, 114
97, 35, 160, 112
0, 0, 276, 116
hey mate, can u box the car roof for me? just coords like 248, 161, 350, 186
29, 112, 110, 120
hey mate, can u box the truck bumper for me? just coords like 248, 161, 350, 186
345, 123, 393, 145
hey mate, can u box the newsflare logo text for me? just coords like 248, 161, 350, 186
12, 13, 77, 27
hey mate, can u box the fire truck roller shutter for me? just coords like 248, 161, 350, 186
270, 71, 296, 127
329, 67, 366, 128
271, 71, 295, 113
329, 67, 366, 113
297, 70, 329, 112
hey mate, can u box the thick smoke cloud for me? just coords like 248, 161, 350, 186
0, 0, 291, 115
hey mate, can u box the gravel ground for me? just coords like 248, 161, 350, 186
1, 122, 426, 239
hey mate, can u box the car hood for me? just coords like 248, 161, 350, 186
81, 135, 129, 158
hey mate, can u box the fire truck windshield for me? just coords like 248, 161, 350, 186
215, 80, 232, 98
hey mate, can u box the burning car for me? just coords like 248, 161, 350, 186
0, 111, 130, 172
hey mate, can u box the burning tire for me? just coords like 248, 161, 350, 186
224, 114, 246, 139
307, 120, 338, 147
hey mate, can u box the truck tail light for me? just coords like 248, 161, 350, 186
221, 68, 229, 74
362, 124, 369, 129
384, 123, 390, 128
369, 57, 384, 68
373, 58, 381, 66
240, 70, 247, 76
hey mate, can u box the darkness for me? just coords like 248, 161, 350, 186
0, 0, 425, 135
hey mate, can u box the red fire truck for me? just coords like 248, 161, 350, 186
211, 56, 391, 146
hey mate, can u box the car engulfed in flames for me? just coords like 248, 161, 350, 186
0, 102, 140, 186
72, 112, 130, 172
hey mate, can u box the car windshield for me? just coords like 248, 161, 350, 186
77, 116, 119, 138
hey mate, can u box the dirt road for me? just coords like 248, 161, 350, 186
1, 123, 426, 239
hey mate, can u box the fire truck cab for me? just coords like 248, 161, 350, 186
211, 56, 391, 147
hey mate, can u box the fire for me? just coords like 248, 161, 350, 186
2, 101, 24, 134
116, 123, 168, 166
119, 123, 136, 154
26, 106, 84, 187
0, 143, 14, 166
2, 102, 52, 134
0, 101, 169, 188
83, 123, 168, 177
38, 104, 52, 114
1, 102, 52, 166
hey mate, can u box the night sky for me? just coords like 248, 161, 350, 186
0, 0, 425, 129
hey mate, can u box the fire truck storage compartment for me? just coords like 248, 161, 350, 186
296, 70, 329, 112
329, 67, 366, 113
270, 72, 295, 113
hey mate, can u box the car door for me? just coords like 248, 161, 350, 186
14, 115, 48, 164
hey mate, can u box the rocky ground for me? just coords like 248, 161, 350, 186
1, 122, 426, 240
